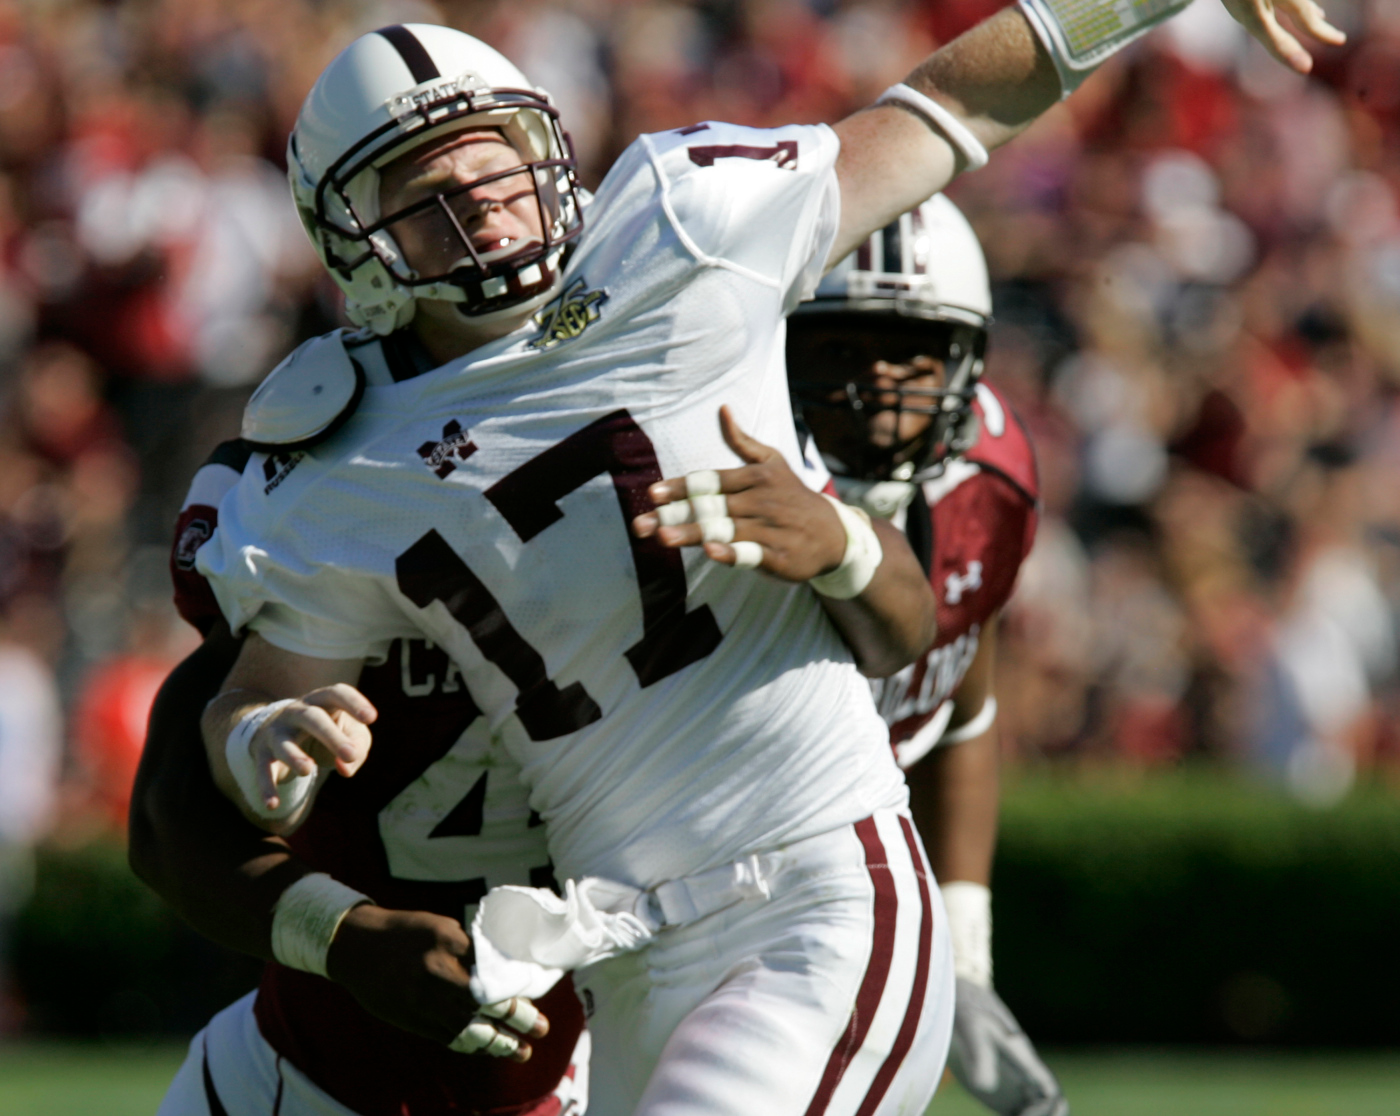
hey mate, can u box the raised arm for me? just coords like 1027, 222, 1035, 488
830, 0, 1344, 263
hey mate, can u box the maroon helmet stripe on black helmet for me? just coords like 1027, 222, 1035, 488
375, 25, 440, 84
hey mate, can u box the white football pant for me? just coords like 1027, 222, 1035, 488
576, 809, 953, 1116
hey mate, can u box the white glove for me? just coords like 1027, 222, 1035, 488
948, 977, 1068, 1116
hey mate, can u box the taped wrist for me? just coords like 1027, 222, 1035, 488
809, 495, 884, 599
224, 698, 324, 821
942, 881, 993, 987
271, 873, 372, 978
1018, 0, 1195, 97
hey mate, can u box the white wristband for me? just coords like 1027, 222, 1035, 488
809, 495, 884, 599
1018, 0, 1195, 98
224, 698, 323, 822
876, 84, 990, 172
941, 881, 993, 987
271, 873, 372, 978
941, 696, 998, 745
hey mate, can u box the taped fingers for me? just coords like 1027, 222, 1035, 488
449, 1018, 524, 1059
730, 541, 764, 569
657, 493, 729, 526
655, 492, 735, 544
476, 996, 542, 1035
685, 469, 723, 496
699, 516, 735, 544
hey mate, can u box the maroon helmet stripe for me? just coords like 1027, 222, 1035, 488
853, 815, 936, 1116
375, 25, 440, 84
802, 816, 898, 1116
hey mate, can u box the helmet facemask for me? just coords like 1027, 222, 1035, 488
302, 80, 584, 326
789, 315, 987, 483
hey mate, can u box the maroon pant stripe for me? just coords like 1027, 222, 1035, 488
802, 816, 899, 1116
852, 816, 936, 1116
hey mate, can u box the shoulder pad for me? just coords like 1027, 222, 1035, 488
965, 382, 1039, 504
241, 330, 367, 452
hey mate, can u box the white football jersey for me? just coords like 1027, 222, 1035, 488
198, 121, 907, 888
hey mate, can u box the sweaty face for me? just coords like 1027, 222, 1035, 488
788, 318, 949, 479
377, 128, 546, 280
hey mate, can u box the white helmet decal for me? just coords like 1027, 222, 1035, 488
288, 24, 585, 334
804, 194, 991, 327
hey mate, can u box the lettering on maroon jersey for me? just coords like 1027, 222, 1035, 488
875, 624, 981, 735
262, 451, 304, 495
417, 420, 479, 479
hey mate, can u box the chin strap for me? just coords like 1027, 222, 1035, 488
832, 476, 919, 521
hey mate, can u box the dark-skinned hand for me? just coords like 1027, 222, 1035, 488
326, 904, 548, 1063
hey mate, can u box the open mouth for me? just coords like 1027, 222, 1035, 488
462, 233, 542, 270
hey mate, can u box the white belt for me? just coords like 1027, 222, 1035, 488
469, 843, 822, 1005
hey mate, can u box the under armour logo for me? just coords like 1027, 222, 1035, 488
944, 560, 983, 606
418, 420, 478, 479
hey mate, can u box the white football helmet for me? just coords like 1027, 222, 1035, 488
789, 194, 992, 482
288, 24, 585, 334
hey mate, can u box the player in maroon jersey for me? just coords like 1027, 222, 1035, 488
131, 421, 587, 1116
789, 196, 1064, 1116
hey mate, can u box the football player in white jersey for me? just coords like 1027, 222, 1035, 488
179, 6, 1338, 1116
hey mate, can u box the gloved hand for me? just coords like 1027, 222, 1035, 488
947, 977, 1067, 1116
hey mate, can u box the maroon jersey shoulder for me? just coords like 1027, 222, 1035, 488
963, 380, 1039, 507
875, 384, 1039, 756
929, 382, 1039, 647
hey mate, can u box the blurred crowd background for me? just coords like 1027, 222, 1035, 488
1, 0, 1399, 1025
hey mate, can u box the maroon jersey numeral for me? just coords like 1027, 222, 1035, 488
485, 409, 723, 687
395, 530, 603, 740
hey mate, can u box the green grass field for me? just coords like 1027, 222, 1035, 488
3, 1042, 1400, 1115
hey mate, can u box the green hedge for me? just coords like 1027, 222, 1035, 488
13, 841, 259, 1037
14, 774, 1400, 1042
992, 772, 1400, 1045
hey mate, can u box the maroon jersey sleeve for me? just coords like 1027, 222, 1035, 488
877, 382, 1039, 756
170, 439, 252, 635
930, 382, 1038, 639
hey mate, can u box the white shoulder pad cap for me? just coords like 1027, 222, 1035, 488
241, 330, 367, 451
